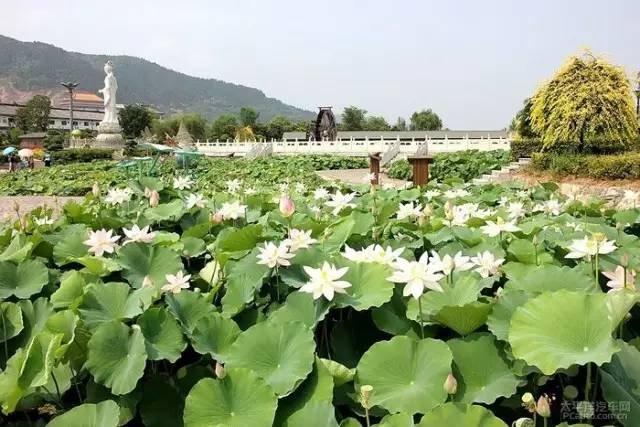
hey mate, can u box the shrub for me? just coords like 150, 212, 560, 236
52, 148, 115, 164
387, 159, 413, 180
531, 151, 640, 179
511, 138, 638, 160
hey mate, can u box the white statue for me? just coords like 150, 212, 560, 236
98, 61, 118, 125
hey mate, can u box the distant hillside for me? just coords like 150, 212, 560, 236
0, 34, 314, 121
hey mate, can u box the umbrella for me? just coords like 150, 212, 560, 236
2, 147, 16, 156
18, 148, 34, 158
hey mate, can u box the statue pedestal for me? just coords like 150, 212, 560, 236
94, 122, 125, 149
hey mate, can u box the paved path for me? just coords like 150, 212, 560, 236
0, 196, 82, 221
316, 169, 410, 188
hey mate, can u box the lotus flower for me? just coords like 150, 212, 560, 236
300, 262, 352, 301
84, 229, 120, 257
471, 251, 504, 278
284, 229, 317, 251
388, 253, 444, 298
161, 271, 191, 294
279, 195, 295, 217
104, 188, 132, 205
219, 201, 246, 220
325, 190, 357, 215
565, 235, 616, 259
256, 241, 295, 268
123, 224, 156, 244
173, 176, 193, 190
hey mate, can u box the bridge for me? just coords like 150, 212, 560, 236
194, 133, 511, 162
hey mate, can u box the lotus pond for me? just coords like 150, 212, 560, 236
0, 174, 639, 426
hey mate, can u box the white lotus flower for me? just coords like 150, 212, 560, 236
279, 182, 290, 193
219, 201, 247, 220
295, 183, 306, 193
507, 202, 526, 220
397, 202, 423, 220
565, 221, 584, 231
516, 190, 529, 199
362, 172, 377, 183
257, 241, 295, 268
105, 188, 132, 205
534, 199, 562, 216
371, 245, 405, 266
443, 188, 470, 199
565, 235, 617, 259
185, 193, 206, 209
161, 271, 191, 294
424, 190, 441, 200
602, 266, 636, 292
226, 179, 241, 193
123, 224, 156, 244
313, 188, 330, 200
388, 253, 444, 298
443, 202, 470, 227
430, 251, 474, 275
300, 262, 352, 301
481, 217, 520, 237
244, 187, 257, 195
284, 229, 317, 252
34, 216, 54, 226
173, 176, 193, 190
342, 245, 376, 263
83, 229, 120, 257
325, 190, 357, 215
471, 251, 504, 278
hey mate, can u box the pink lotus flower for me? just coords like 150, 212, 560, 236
279, 195, 295, 217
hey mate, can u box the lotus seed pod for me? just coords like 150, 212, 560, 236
563, 385, 579, 400
521, 392, 534, 404
514, 418, 534, 427
536, 395, 551, 418
443, 373, 457, 395
279, 195, 295, 218
359, 385, 373, 408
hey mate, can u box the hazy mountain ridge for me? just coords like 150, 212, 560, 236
0, 35, 314, 120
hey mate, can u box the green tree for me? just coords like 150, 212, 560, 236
118, 105, 156, 138
530, 51, 639, 150
43, 130, 66, 151
151, 113, 208, 141
340, 106, 367, 130
363, 116, 390, 131
264, 115, 294, 140
15, 95, 51, 131
510, 98, 538, 139
208, 114, 239, 141
239, 107, 259, 127
409, 109, 442, 131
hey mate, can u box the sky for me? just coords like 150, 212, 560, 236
2, 0, 639, 129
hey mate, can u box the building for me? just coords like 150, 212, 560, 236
18, 132, 47, 148
0, 102, 103, 131
57, 91, 104, 110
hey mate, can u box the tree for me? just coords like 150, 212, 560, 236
510, 98, 538, 139
208, 114, 239, 141
15, 95, 51, 131
409, 109, 442, 131
151, 113, 207, 141
340, 106, 367, 131
264, 115, 294, 140
530, 51, 639, 150
239, 107, 259, 127
393, 117, 407, 131
43, 130, 66, 151
119, 105, 155, 138
363, 116, 390, 131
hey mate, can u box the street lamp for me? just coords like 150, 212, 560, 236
60, 81, 79, 133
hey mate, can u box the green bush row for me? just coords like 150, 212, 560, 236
531, 151, 640, 179
52, 148, 115, 164
387, 150, 511, 182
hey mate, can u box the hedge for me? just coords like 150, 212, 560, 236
52, 148, 115, 164
531, 151, 640, 179
511, 139, 638, 161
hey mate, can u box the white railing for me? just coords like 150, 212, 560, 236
194, 136, 511, 158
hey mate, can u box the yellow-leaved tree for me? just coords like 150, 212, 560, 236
530, 51, 638, 151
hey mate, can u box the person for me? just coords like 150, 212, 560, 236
44, 153, 51, 167
28, 157, 34, 169
8, 154, 16, 172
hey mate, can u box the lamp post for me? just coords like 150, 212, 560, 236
60, 81, 79, 133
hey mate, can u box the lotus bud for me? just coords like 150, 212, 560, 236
142, 276, 153, 289
423, 204, 433, 218
215, 362, 225, 378
279, 195, 295, 218
536, 395, 551, 418
149, 190, 160, 207
443, 373, 457, 395
12, 200, 20, 215
521, 392, 536, 413
532, 234, 539, 246
144, 187, 151, 197
211, 211, 224, 224
92, 182, 100, 198
359, 385, 373, 409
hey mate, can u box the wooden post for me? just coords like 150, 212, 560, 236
369, 153, 381, 185
407, 155, 432, 187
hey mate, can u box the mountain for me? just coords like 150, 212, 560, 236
0, 34, 314, 121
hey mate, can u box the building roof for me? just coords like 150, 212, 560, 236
19, 132, 47, 139
282, 130, 509, 140
72, 91, 103, 103
0, 103, 103, 121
